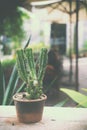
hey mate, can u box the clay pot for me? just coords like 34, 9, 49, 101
13, 92, 47, 123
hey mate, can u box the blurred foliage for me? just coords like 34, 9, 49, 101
0, 61, 25, 105
60, 88, 87, 108
83, 40, 87, 50
0, 6, 30, 45
54, 98, 68, 107
29, 42, 50, 53
66, 47, 87, 58
2, 58, 16, 69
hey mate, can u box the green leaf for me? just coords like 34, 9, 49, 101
44, 76, 58, 93
16, 82, 26, 93
2, 65, 18, 105
54, 98, 68, 107
9, 82, 26, 105
81, 88, 87, 92
0, 61, 5, 104
60, 88, 87, 107
24, 35, 31, 49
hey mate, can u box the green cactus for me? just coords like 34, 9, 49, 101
16, 47, 48, 99
38, 48, 48, 86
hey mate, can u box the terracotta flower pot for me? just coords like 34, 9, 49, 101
13, 92, 47, 123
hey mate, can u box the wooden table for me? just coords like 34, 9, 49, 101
0, 106, 87, 130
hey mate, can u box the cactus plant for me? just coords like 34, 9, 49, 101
16, 47, 48, 99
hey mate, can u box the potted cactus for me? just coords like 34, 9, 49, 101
13, 46, 48, 123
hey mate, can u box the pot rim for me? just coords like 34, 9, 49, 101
13, 92, 47, 102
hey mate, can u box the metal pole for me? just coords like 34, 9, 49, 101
75, 0, 79, 91
69, 0, 73, 83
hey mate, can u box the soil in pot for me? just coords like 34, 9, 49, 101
13, 92, 47, 123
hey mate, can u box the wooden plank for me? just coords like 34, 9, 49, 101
0, 106, 87, 130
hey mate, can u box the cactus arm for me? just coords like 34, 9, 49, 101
25, 48, 37, 80
16, 49, 28, 83
38, 48, 48, 85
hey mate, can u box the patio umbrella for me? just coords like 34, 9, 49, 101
27, 0, 87, 91
22, 0, 87, 22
